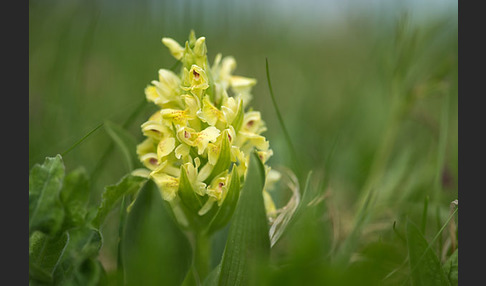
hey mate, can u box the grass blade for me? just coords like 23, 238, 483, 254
405, 220, 450, 286
61, 123, 104, 157
104, 120, 139, 171
265, 58, 302, 181
218, 151, 270, 285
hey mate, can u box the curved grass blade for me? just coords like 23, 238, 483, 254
405, 220, 450, 286
218, 151, 269, 286
104, 120, 139, 171
91, 99, 148, 184
269, 171, 311, 247
61, 123, 104, 157
265, 58, 302, 181
403, 206, 458, 285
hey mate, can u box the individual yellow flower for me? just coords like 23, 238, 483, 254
181, 65, 210, 98
145, 69, 183, 108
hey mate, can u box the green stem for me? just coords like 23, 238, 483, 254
117, 195, 128, 284
194, 232, 211, 282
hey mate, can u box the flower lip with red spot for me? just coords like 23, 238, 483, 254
149, 158, 158, 166
193, 69, 200, 80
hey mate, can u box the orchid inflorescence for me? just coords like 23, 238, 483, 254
135, 31, 280, 232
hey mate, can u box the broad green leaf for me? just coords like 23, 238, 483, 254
91, 174, 147, 228
66, 258, 103, 286
218, 151, 269, 286
207, 167, 240, 235
53, 227, 103, 286
443, 249, 458, 285
122, 180, 192, 286
60, 167, 90, 228
29, 231, 69, 283
29, 155, 65, 235
104, 120, 139, 171
406, 220, 450, 286
206, 130, 232, 184
181, 266, 198, 286
202, 264, 221, 286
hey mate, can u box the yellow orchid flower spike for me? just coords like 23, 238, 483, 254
136, 30, 280, 233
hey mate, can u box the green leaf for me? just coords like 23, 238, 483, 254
104, 120, 139, 171
29, 155, 65, 235
207, 167, 240, 235
206, 130, 232, 184
60, 167, 90, 228
406, 220, 450, 286
202, 264, 221, 286
53, 227, 103, 286
91, 174, 147, 228
122, 181, 192, 286
29, 231, 69, 283
443, 249, 458, 285
218, 151, 269, 286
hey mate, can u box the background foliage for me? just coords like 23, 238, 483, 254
29, 0, 458, 284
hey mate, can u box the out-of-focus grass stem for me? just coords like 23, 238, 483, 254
265, 58, 303, 183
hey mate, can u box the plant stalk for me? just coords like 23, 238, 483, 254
194, 232, 211, 282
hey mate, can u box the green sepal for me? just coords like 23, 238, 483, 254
179, 164, 204, 215
206, 167, 240, 235
205, 129, 232, 184
232, 99, 244, 133
188, 30, 197, 48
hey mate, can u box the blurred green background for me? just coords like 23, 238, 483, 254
29, 0, 458, 284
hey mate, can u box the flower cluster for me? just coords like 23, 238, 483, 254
136, 31, 279, 230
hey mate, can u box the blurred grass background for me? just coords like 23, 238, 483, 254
29, 0, 457, 284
